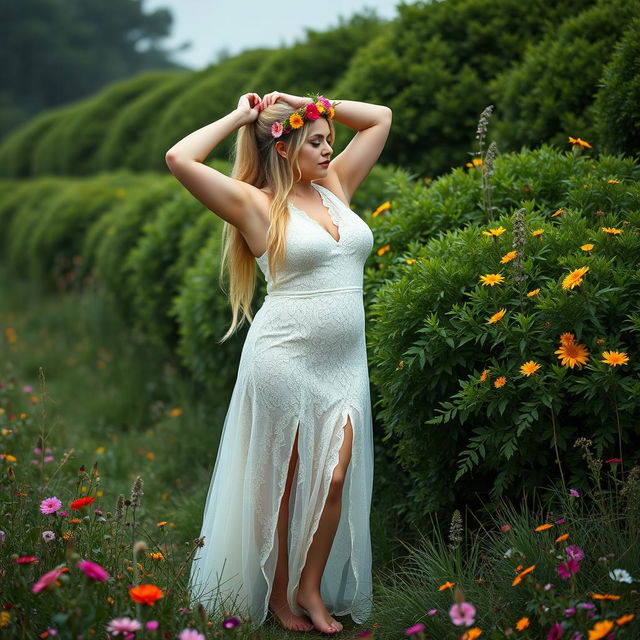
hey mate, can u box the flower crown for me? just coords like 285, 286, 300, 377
270, 95, 336, 139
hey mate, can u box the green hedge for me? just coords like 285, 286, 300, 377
594, 18, 640, 157
490, 0, 640, 152
367, 147, 640, 522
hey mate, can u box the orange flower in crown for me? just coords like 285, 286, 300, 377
271, 95, 337, 138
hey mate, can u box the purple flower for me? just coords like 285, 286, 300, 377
572, 634, 583, 640
577, 603, 595, 611
547, 622, 564, 640
405, 623, 425, 635
40, 497, 62, 515
565, 545, 585, 561
563, 607, 576, 617
0, 530, 5, 543
449, 602, 476, 627
555, 518, 567, 525
427, 609, 437, 616
544, 583, 553, 591
357, 632, 374, 639
146, 620, 159, 630
77, 559, 109, 581
569, 489, 580, 497
557, 557, 580, 579
42, 530, 55, 543
222, 617, 240, 630
44, 456, 55, 463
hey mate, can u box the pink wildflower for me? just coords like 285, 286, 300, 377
606, 458, 622, 464
557, 557, 580, 579
569, 489, 580, 497
146, 621, 159, 630
42, 530, 55, 543
23, 385, 33, 393
15, 555, 39, 564
32, 567, 63, 593
106, 617, 142, 635
357, 632, 373, 639
428, 609, 437, 616
178, 630, 205, 640
565, 545, 585, 561
77, 559, 109, 581
547, 622, 564, 639
222, 617, 241, 629
40, 497, 62, 515
405, 623, 425, 635
449, 602, 476, 627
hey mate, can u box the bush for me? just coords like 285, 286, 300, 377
594, 18, 640, 158
366, 147, 640, 522
490, 0, 640, 152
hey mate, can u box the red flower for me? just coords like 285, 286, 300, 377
15, 555, 39, 564
129, 584, 164, 606
305, 102, 321, 121
70, 497, 95, 510
606, 458, 622, 464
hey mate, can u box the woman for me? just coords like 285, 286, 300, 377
165, 91, 391, 633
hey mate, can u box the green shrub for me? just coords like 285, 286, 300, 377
334, 0, 593, 176
594, 18, 640, 157
97, 72, 192, 172
490, 0, 640, 152
366, 147, 640, 522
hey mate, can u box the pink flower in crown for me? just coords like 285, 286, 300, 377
271, 121, 284, 138
305, 102, 321, 121
318, 96, 332, 111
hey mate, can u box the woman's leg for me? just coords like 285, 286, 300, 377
268, 426, 314, 631
297, 415, 354, 633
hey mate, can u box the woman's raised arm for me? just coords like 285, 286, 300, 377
164, 93, 265, 231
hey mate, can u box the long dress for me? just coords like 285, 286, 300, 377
188, 181, 375, 627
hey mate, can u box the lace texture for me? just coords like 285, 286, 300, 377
189, 182, 375, 626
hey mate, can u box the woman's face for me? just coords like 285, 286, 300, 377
294, 118, 333, 182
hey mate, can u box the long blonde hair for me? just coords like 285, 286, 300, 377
218, 103, 335, 343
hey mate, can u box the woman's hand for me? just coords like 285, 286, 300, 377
260, 91, 310, 110
236, 92, 263, 125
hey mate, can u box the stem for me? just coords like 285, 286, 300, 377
550, 409, 567, 492
614, 398, 624, 474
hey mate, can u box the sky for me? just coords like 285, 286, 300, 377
143, 0, 402, 70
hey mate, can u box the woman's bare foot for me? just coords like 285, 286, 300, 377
296, 589, 343, 633
268, 599, 314, 632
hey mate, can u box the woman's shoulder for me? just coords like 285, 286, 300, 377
314, 177, 350, 207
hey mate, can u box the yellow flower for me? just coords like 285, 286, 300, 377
406, 259, 416, 264
616, 614, 635, 626
601, 227, 622, 235
372, 201, 390, 217
487, 309, 507, 324
515, 617, 530, 631
95, 446, 106, 454
482, 226, 506, 237
3, 454, 17, 462
552, 208, 565, 217
607, 179, 620, 184
601, 351, 629, 366
0, 611, 10, 627
494, 376, 506, 388
587, 620, 614, 640
562, 266, 589, 290
377, 244, 391, 256
581, 243, 594, 251
568, 136, 592, 148
480, 273, 504, 287
438, 581, 455, 591
396, 360, 404, 370
500, 251, 517, 263
555, 341, 590, 368
169, 408, 182, 417
531, 229, 544, 237
466, 157, 483, 168
527, 288, 540, 297
520, 361, 541, 376
289, 113, 304, 129
535, 523, 553, 531
480, 369, 489, 382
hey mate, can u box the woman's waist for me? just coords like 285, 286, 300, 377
265, 285, 363, 298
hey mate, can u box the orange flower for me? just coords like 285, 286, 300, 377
169, 408, 182, 417
512, 565, 536, 586
480, 273, 504, 287
438, 581, 455, 591
562, 266, 589, 290
531, 229, 544, 237
494, 376, 507, 389
487, 309, 507, 324
527, 288, 540, 297
555, 533, 570, 542
289, 113, 304, 129
68, 518, 83, 524
535, 523, 553, 531
555, 341, 590, 368
581, 243, 594, 251
559, 332, 575, 346
480, 369, 489, 382
500, 251, 517, 263
463, 629, 482, 640
601, 351, 629, 367
515, 617, 530, 631
591, 593, 620, 600
587, 620, 614, 640
520, 361, 540, 376
482, 226, 506, 237
129, 583, 164, 606
568, 136, 592, 149
616, 614, 634, 626
372, 201, 391, 217
601, 227, 622, 235
377, 244, 391, 256
156, 521, 167, 527
552, 208, 565, 217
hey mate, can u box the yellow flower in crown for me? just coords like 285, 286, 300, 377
271, 95, 338, 138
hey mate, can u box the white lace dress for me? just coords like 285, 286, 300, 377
189, 182, 375, 626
